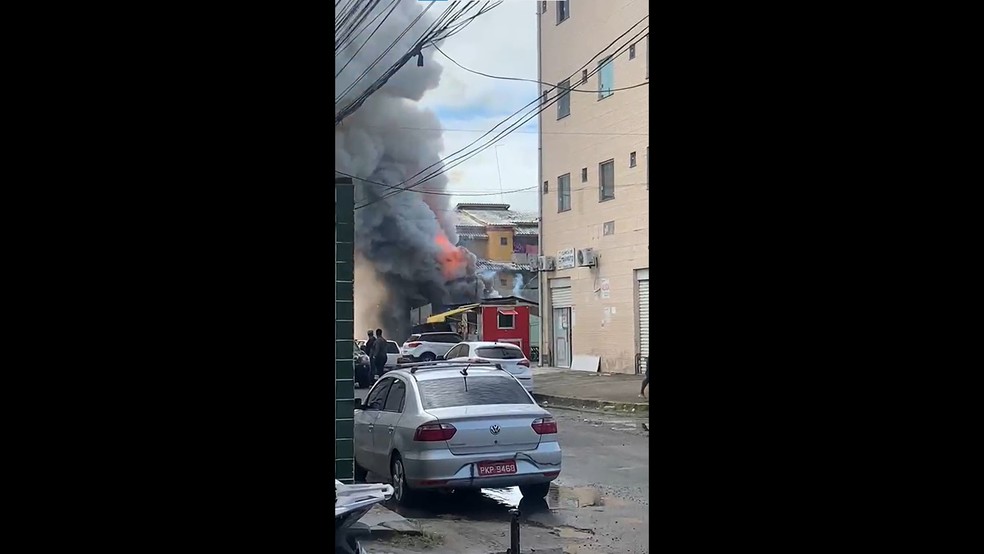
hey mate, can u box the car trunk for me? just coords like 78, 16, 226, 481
425, 404, 544, 455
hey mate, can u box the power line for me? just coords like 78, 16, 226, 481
362, 124, 647, 136
352, 16, 649, 210
432, 42, 649, 94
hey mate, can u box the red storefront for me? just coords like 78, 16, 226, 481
480, 303, 532, 359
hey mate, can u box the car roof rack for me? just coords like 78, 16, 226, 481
397, 360, 503, 374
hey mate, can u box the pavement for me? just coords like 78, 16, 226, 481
348, 503, 421, 538
531, 366, 649, 414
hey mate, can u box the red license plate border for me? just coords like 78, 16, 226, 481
476, 460, 518, 477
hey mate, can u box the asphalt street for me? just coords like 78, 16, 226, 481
353, 385, 650, 553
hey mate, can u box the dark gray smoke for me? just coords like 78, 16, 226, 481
335, 1, 479, 340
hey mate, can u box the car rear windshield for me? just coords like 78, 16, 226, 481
407, 335, 421, 342
386, 342, 399, 353
475, 346, 524, 359
417, 376, 533, 409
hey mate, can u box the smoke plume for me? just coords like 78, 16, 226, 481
336, 1, 479, 341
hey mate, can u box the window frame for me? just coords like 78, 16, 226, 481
599, 159, 615, 202
556, 79, 571, 119
365, 377, 394, 411
556, 0, 569, 25
497, 312, 516, 329
557, 173, 571, 212
598, 56, 614, 99
382, 378, 407, 413
500, 237, 508, 246
581, 167, 587, 182
630, 151, 637, 168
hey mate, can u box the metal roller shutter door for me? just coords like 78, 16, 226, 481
637, 279, 649, 371
551, 286, 573, 308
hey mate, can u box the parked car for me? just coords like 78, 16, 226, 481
399, 332, 461, 363
353, 340, 372, 388
353, 362, 561, 506
442, 341, 533, 392
382, 340, 400, 370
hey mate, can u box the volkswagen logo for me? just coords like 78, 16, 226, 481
489, 425, 501, 435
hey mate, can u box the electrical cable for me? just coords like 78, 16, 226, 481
356, 17, 649, 206
353, 19, 649, 209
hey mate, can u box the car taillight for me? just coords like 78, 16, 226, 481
413, 423, 456, 441
531, 417, 557, 435
518, 359, 530, 367
406, 342, 421, 348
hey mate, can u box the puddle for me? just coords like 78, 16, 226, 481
384, 483, 563, 523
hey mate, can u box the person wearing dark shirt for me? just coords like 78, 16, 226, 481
370, 328, 388, 379
362, 329, 376, 357
639, 356, 650, 399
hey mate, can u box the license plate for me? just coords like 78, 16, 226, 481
477, 461, 517, 476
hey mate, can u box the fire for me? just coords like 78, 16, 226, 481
434, 232, 468, 280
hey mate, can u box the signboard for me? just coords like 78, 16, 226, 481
600, 278, 611, 299
556, 248, 576, 270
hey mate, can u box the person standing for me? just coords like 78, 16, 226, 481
362, 329, 376, 357
370, 328, 388, 379
639, 356, 650, 399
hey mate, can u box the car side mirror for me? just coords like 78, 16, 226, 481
436, 355, 445, 360
354, 398, 363, 410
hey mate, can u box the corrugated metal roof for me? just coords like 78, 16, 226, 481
513, 227, 538, 236
452, 203, 538, 226
476, 258, 533, 272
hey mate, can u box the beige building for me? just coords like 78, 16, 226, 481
537, 0, 649, 374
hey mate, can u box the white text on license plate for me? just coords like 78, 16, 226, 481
478, 461, 517, 476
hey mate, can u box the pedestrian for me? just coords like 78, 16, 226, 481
639, 356, 650, 399
370, 328, 388, 379
362, 329, 376, 357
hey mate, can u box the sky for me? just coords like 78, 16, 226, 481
417, 1, 539, 214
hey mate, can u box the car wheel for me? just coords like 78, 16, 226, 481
420, 352, 436, 362
519, 483, 551, 499
391, 454, 418, 506
354, 460, 368, 483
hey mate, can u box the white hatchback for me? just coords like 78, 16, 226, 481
441, 341, 533, 392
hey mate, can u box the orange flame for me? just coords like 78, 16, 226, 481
434, 232, 468, 280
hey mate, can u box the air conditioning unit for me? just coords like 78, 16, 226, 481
538, 256, 556, 272
576, 248, 596, 267
529, 255, 540, 271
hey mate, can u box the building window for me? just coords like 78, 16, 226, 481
646, 147, 649, 189
500, 237, 508, 246
598, 57, 614, 99
557, 79, 570, 119
499, 277, 508, 286
541, 1, 546, 15
581, 167, 587, 182
603, 220, 615, 236
543, 180, 548, 194
630, 151, 637, 167
498, 312, 515, 329
599, 160, 615, 201
556, 1, 569, 24
558, 173, 571, 212
629, 43, 636, 59
581, 69, 587, 84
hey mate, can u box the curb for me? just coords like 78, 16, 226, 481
349, 521, 422, 538
533, 393, 649, 414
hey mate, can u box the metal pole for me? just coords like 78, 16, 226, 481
509, 508, 521, 553
536, 4, 546, 368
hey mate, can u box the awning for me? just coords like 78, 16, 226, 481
426, 304, 480, 323
497, 308, 518, 316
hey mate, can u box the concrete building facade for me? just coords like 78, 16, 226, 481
537, 0, 649, 374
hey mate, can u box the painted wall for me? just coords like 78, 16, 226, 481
481, 305, 531, 358
486, 227, 515, 262
538, 0, 649, 374
459, 237, 488, 259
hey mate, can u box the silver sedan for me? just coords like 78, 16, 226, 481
353, 362, 562, 506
